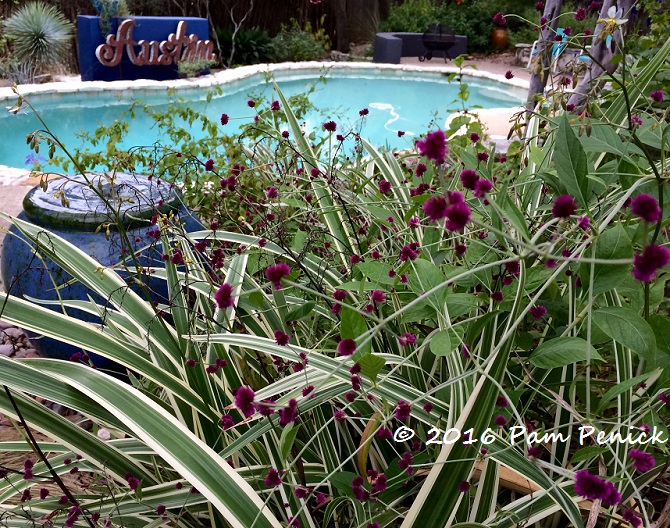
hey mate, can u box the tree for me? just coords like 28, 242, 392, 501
567, 0, 636, 108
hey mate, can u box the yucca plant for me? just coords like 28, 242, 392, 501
3, 2, 73, 72
0, 31, 669, 528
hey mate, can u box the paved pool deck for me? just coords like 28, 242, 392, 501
0, 59, 530, 280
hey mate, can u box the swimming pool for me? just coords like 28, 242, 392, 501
0, 63, 526, 171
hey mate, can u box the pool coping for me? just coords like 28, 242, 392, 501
1, 61, 529, 183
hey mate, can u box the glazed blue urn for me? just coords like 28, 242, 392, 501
0, 172, 201, 366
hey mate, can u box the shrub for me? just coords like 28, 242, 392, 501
216, 26, 274, 66
2, 2, 73, 71
269, 20, 325, 62
379, 0, 441, 33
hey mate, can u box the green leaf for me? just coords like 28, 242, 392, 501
285, 301, 317, 322
409, 259, 447, 302
530, 337, 603, 369
31, 361, 280, 528
597, 371, 659, 412
580, 224, 633, 296
592, 306, 656, 362
329, 471, 359, 498
429, 329, 463, 357
358, 353, 386, 384
280, 423, 300, 462
358, 261, 396, 286
571, 446, 609, 464
554, 115, 589, 206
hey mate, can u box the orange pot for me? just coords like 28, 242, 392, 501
491, 27, 509, 50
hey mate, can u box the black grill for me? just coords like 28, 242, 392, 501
420, 24, 456, 62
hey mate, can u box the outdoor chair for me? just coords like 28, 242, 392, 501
420, 23, 456, 62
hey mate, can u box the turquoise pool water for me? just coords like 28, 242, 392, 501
0, 69, 524, 170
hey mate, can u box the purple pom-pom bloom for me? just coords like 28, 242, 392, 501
235, 386, 256, 417
650, 90, 664, 103
552, 195, 578, 218
266, 263, 291, 289
631, 193, 662, 223
264, 468, 282, 487
460, 169, 479, 190
530, 305, 547, 321
337, 338, 357, 356
214, 283, 235, 309
416, 129, 447, 165
632, 244, 670, 282
493, 12, 507, 26
395, 400, 412, 421
574, 470, 621, 507
628, 449, 655, 473
424, 196, 449, 221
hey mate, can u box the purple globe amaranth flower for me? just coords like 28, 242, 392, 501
631, 193, 662, 223
323, 120, 337, 132
274, 329, 290, 346
370, 289, 386, 303
588, 1, 601, 13
530, 305, 547, 321
214, 283, 235, 309
474, 179, 493, 198
220, 414, 235, 430
235, 386, 256, 417
205, 158, 215, 172
400, 245, 419, 261
445, 201, 472, 232
535, 1, 544, 10
552, 195, 578, 218
395, 400, 412, 421
493, 12, 507, 26
496, 395, 509, 408
376, 426, 393, 440
458, 480, 471, 492
575, 7, 587, 20
628, 449, 655, 472
424, 196, 449, 221
574, 470, 621, 507
650, 90, 664, 103
266, 262, 291, 289
264, 468, 282, 487
505, 70, 514, 79
623, 509, 642, 528
337, 338, 357, 356
279, 399, 299, 426
460, 169, 479, 190
416, 129, 447, 165
220, 113, 229, 125
470, 132, 480, 143
632, 244, 670, 282
379, 180, 391, 194
528, 446, 542, 458
494, 414, 507, 426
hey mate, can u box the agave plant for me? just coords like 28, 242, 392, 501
3, 2, 73, 71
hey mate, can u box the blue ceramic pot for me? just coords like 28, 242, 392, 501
1, 173, 201, 366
